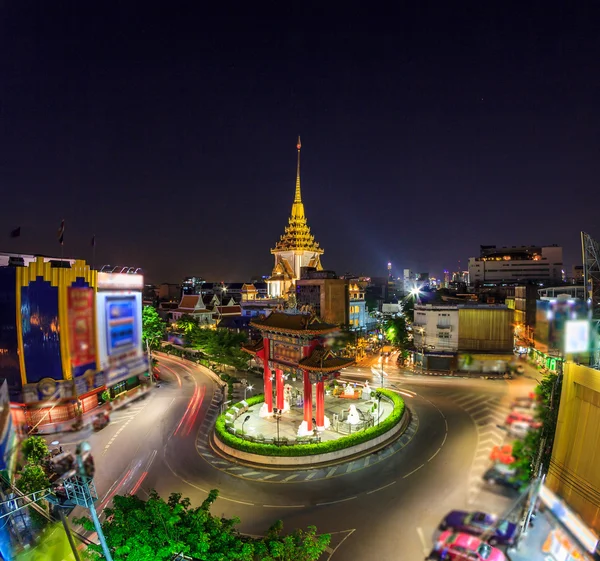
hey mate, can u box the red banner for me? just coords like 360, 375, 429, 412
67, 288, 96, 373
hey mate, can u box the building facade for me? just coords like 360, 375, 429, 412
468, 244, 563, 285
348, 281, 367, 331
0, 256, 148, 432
545, 362, 600, 557
267, 137, 324, 298
412, 303, 514, 371
296, 270, 348, 326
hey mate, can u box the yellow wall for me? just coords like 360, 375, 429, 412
458, 308, 514, 352
547, 362, 600, 534
16, 258, 97, 382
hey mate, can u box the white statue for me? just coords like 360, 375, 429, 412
344, 383, 355, 397
347, 404, 360, 425
362, 381, 371, 399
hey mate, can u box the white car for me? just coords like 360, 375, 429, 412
508, 421, 532, 439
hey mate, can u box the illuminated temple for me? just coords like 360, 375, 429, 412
266, 137, 323, 298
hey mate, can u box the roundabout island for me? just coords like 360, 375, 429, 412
212, 310, 410, 467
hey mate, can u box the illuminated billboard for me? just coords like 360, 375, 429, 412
564, 320, 590, 354
106, 297, 137, 356
67, 287, 97, 377
96, 291, 146, 386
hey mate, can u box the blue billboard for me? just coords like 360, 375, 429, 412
106, 297, 137, 355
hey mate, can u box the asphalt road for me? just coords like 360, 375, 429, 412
72, 353, 539, 561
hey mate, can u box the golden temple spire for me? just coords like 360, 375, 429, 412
291, 135, 305, 220
295, 135, 302, 203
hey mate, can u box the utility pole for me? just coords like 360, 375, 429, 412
146, 339, 154, 385
61, 442, 114, 561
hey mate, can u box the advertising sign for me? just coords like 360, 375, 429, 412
105, 296, 137, 356
67, 288, 96, 377
564, 320, 590, 354
95, 291, 143, 386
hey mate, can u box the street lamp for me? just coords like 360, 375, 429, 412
241, 415, 250, 437
273, 407, 282, 445
244, 384, 254, 400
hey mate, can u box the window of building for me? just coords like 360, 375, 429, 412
437, 332, 451, 339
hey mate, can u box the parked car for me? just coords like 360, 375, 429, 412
483, 464, 522, 491
438, 511, 518, 546
427, 531, 506, 560
504, 410, 541, 428
511, 393, 538, 409
508, 421, 533, 439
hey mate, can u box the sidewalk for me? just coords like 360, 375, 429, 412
506, 513, 552, 561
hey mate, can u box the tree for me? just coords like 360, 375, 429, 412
384, 316, 410, 363
401, 297, 414, 323
16, 464, 50, 495
75, 489, 329, 561
142, 305, 166, 351
21, 436, 49, 464
175, 313, 198, 336
254, 520, 331, 561
510, 371, 563, 483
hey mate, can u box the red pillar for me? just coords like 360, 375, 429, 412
275, 369, 284, 410
303, 370, 313, 432
263, 338, 273, 413
316, 380, 325, 428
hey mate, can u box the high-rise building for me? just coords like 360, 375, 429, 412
266, 137, 324, 298
181, 276, 205, 295
468, 244, 563, 285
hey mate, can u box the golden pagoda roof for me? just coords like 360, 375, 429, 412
271, 136, 324, 255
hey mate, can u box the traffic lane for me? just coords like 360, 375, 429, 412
341, 365, 512, 397
133, 359, 216, 501
208, 393, 477, 561
93, 388, 190, 505
92, 357, 197, 502
161, 390, 449, 507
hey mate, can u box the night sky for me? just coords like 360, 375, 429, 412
2, 4, 599, 283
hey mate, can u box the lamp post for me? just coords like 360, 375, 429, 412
377, 391, 382, 425
241, 415, 250, 437
273, 407, 282, 444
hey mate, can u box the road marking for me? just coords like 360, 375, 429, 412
305, 471, 318, 480
262, 503, 305, 508
366, 481, 396, 494
364, 455, 371, 467
456, 395, 482, 407
325, 529, 356, 561
261, 473, 279, 481
403, 463, 425, 478
326, 467, 337, 478
428, 447, 442, 462
317, 496, 357, 506
416, 527, 430, 556
283, 474, 299, 482
345, 462, 355, 474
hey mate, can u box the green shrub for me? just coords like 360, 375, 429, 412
215, 390, 405, 457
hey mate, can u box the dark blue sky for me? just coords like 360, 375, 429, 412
1, 3, 599, 283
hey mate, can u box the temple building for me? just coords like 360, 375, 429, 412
267, 137, 324, 298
